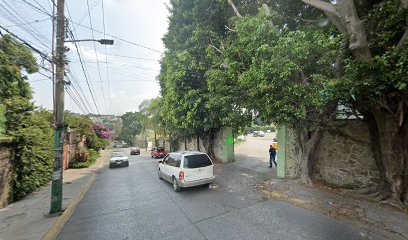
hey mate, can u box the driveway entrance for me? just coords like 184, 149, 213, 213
234, 132, 277, 177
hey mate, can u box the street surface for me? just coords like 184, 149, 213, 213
57, 148, 388, 240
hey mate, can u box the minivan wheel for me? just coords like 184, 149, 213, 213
172, 177, 181, 192
158, 169, 162, 180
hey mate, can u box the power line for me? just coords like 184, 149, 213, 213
18, 0, 52, 17
101, 0, 112, 112
73, 21, 163, 53
19, 0, 162, 55
66, 87, 87, 114
108, 53, 158, 61
66, 75, 93, 114
32, 0, 49, 14
1, 1, 51, 51
67, 69, 94, 113
76, 0, 102, 29
67, 29, 101, 115
86, 0, 107, 112
4, 18, 50, 28
65, 3, 101, 114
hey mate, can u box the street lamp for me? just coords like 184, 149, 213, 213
65, 38, 114, 45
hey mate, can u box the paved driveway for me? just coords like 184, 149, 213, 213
234, 132, 277, 176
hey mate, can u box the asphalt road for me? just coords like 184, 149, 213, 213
57, 151, 386, 240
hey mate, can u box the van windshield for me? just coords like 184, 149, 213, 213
184, 154, 212, 168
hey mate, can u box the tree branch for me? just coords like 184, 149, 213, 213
262, 4, 274, 27
225, 25, 236, 32
397, 30, 408, 48
300, 0, 338, 16
227, 0, 242, 18
337, 0, 372, 60
397, 0, 408, 48
302, 0, 372, 61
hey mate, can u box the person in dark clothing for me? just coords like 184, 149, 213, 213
269, 145, 277, 168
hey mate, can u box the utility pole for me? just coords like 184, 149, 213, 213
50, 0, 65, 215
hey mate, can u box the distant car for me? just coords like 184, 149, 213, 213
252, 131, 259, 137
266, 129, 271, 133
114, 141, 128, 148
151, 147, 168, 159
109, 152, 129, 168
158, 151, 215, 192
258, 131, 265, 137
130, 147, 141, 155
236, 135, 246, 142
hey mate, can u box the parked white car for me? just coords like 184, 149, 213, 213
258, 131, 265, 137
158, 151, 215, 192
109, 152, 129, 168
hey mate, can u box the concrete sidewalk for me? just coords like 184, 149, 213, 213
257, 179, 408, 240
0, 149, 112, 240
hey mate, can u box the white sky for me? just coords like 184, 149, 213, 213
0, 0, 170, 115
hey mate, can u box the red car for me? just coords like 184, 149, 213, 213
151, 147, 167, 159
130, 147, 141, 155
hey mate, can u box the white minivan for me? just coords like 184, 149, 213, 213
158, 151, 215, 192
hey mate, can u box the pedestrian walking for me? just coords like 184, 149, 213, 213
269, 144, 277, 168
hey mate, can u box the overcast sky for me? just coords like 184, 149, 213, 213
0, 0, 169, 115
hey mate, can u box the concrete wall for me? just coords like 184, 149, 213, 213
0, 140, 13, 209
284, 120, 379, 189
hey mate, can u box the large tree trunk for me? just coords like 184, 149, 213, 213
365, 108, 408, 207
402, 119, 408, 206
363, 110, 391, 196
201, 128, 217, 160
297, 129, 324, 184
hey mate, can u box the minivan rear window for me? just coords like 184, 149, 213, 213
184, 154, 212, 168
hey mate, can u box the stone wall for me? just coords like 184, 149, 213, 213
0, 140, 13, 209
284, 120, 379, 189
314, 121, 379, 188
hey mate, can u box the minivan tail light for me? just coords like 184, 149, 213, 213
179, 171, 184, 180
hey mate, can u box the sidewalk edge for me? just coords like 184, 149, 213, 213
42, 173, 97, 240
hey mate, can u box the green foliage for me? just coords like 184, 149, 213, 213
119, 112, 143, 144
65, 114, 107, 169
69, 147, 99, 169
0, 35, 54, 201
216, 11, 340, 131
65, 114, 109, 152
11, 110, 53, 201
325, 0, 408, 128
0, 103, 5, 135
160, 0, 252, 140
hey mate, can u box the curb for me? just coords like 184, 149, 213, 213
42, 173, 97, 240
42, 150, 110, 240
261, 190, 312, 209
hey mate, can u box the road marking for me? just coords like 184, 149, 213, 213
261, 190, 311, 209
42, 173, 97, 240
